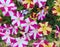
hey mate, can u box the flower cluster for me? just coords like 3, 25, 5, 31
0, 0, 60, 47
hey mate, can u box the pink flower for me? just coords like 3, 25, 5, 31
28, 24, 43, 39
11, 25, 18, 35
0, 24, 18, 35
0, 31, 14, 46
33, 0, 47, 8
0, 0, 17, 16
21, 18, 37, 33
37, 9, 46, 20
11, 11, 24, 27
55, 25, 60, 38
12, 37, 28, 47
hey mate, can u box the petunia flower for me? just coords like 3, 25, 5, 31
21, 0, 34, 9
55, 25, 60, 38
38, 22, 52, 35
12, 37, 28, 47
0, 31, 14, 46
0, 0, 17, 16
33, 0, 47, 8
33, 39, 56, 47
30, 12, 38, 20
11, 25, 18, 35
21, 18, 37, 33
0, 24, 18, 35
52, 0, 60, 16
11, 11, 24, 27
1, 24, 13, 34
37, 7, 48, 20
52, 5, 60, 16
28, 24, 43, 39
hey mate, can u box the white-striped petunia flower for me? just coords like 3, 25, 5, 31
37, 10, 46, 20
33, 0, 47, 8
0, 24, 18, 35
12, 37, 28, 47
21, 18, 37, 33
0, 31, 15, 46
11, 11, 24, 27
55, 25, 60, 38
28, 24, 43, 39
0, 0, 17, 16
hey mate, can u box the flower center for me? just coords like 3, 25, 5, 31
27, 22, 30, 25
42, 25, 47, 31
45, 45, 51, 47
3, 4, 7, 7
17, 38, 23, 45
17, 17, 20, 21
56, 6, 60, 12
26, 0, 32, 4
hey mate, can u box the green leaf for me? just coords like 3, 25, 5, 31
46, 32, 55, 42
2, 16, 11, 24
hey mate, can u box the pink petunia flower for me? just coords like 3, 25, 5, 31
37, 9, 46, 20
11, 11, 24, 27
0, 31, 15, 46
0, 24, 18, 35
21, 18, 37, 33
28, 24, 43, 39
0, 0, 17, 16
55, 25, 60, 38
33, 0, 47, 8
12, 37, 28, 47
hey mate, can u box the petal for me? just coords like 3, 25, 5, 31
8, 3, 15, 7
12, 20, 16, 25
0, 4, 4, 7
2, 11, 7, 16
0, 0, 5, 4
23, 41, 28, 45
25, 18, 30, 23
9, 11, 14, 17
34, 33, 36, 39
33, 0, 37, 3
6, 0, 10, 5
4, 7, 8, 12
25, 26, 29, 33
2, 36, 7, 40
21, 23, 27, 27
13, 43, 17, 47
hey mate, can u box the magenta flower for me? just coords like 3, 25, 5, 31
11, 11, 24, 27
12, 37, 28, 47
33, 0, 47, 8
21, 18, 37, 33
0, 0, 17, 16
28, 24, 43, 39
55, 25, 60, 38
0, 31, 15, 46
0, 24, 18, 35
37, 9, 46, 20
